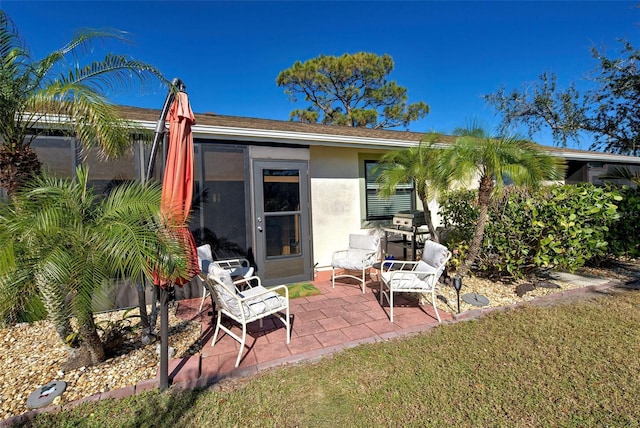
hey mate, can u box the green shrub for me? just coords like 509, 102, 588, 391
531, 184, 620, 272
482, 188, 541, 277
438, 189, 477, 270
605, 185, 640, 257
439, 183, 627, 279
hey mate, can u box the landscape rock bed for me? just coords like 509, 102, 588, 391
0, 305, 201, 420
435, 275, 577, 314
434, 260, 639, 315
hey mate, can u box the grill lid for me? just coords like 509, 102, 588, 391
392, 210, 426, 227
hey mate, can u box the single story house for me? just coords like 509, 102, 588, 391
20, 105, 640, 305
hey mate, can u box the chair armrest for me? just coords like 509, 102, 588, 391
233, 275, 261, 289
237, 283, 289, 302
387, 269, 435, 280
362, 250, 379, 267
381, 260, 419, 272
227, 258, 251, 267
331, 249, 349, 261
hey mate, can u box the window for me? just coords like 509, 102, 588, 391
191, 144, 249, 259
364, 160, 414, 220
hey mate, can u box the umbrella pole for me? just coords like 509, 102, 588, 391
139, 78, 182, 344
145, 78, 182, 183
159, 284, 170, 390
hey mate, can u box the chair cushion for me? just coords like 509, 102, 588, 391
349, 234, 380, 251
208, 265, 241, 314
197, 244, 213, 271
333, 249, 374, 270
241, 288, 287, 318
414, 260, 437, 280
421, 241, 449, 269
209, 264, 233, 286
381, 271, 424, 290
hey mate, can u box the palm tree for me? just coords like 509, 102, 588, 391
443, 123, 565, 277
0, 166, 187, 368
375, 136, 447, 243
0, 10, 167, 196
598, 166, 640, 186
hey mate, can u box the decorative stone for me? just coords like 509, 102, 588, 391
515, 282, 536, 297
535, 280, 561, 289
26, 380, 66, 409
462, 293, 490, 307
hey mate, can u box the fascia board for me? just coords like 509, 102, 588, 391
554, 150, 640, 164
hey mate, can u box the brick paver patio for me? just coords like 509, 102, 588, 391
165, 270, 451, 385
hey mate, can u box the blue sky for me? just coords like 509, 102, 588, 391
2, 1, 638, 149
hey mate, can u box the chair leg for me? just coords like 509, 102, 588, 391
198, 286, 209, 313
211, 310, 222, 347
389, 291, 394, 323
431, 290, 441, 323
360, 267, 366, 294
236, 322, 247, 367
285, 306, 290, 344
331, 267, 336, 288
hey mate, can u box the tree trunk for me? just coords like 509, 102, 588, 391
421, 198, 440, 243
0, 146, 42, 196
78, 316, 106, 365
38, 278, 74, 344
458, 176, 493, 277
63, 313, 106, 370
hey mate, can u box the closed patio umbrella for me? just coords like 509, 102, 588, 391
154, 85, 199, 389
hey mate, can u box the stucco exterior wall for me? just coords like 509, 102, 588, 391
309, 146, 367, 268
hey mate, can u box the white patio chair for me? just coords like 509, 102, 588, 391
196, 244, 254, 313
379, 240, 451, 323
199, 265, 290, 367
331, 233, 381, 293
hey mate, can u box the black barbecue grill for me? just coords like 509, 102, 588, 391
384, 210, 430, 260
392, 210, 426, 229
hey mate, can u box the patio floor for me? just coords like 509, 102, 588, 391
165, 270, 452, 386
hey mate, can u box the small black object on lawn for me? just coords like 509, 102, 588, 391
452, 276, 463, 313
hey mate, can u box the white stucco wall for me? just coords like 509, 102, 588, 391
307, 145, 475, 269
309, 146, 367, 268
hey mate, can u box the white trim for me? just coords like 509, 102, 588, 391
552, 150, 640, 164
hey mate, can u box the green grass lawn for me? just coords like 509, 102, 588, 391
20, 289, 640, 427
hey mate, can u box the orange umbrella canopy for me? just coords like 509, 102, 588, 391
154, 91, 199, 286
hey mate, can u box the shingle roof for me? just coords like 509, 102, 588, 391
117, 105, 640, 163
117, 105, 450, 143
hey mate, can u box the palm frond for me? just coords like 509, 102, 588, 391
0, 11, 27, 61
27, 84, 137, 158
1, 12, 168, 170
33, 29, 129, 82
599, 166, 640, 185
60, 54, 167, 93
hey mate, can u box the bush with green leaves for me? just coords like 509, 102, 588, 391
604, 185, 640, 257
439, 183, 626, 278
530, 184, 620, 271
482, 187, 543, 276
438, 189, 477, 270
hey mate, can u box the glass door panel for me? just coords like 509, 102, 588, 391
253, 161, 311, 285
